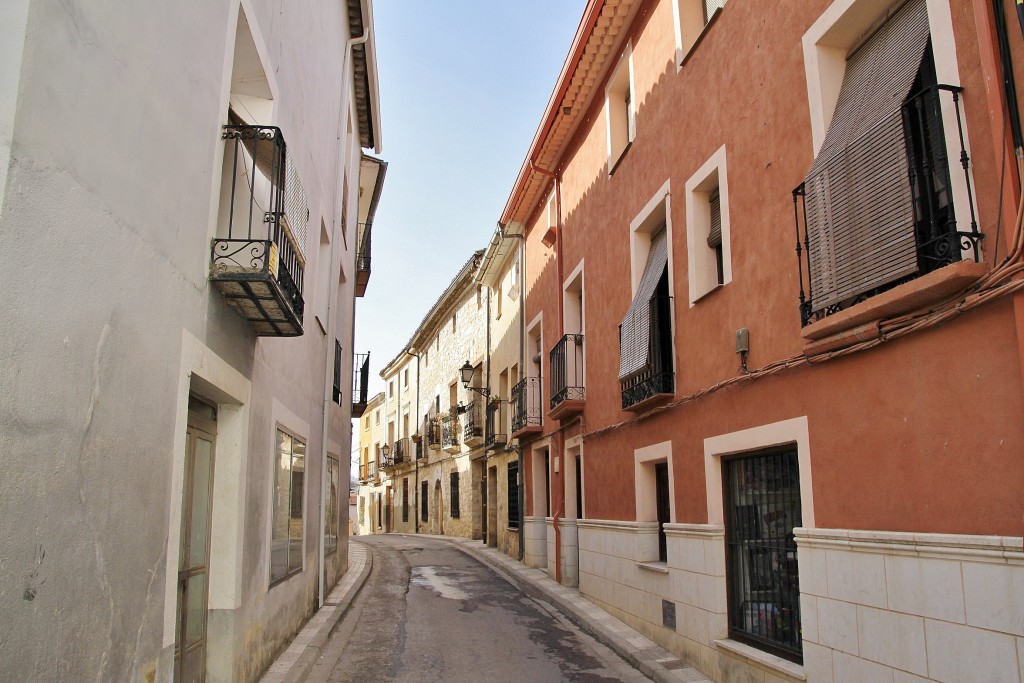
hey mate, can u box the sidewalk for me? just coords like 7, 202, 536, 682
260, 534, 712, 683
259, 541, 371, 683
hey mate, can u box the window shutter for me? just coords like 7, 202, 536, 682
803, 0, 930, 313
707, 190, 722, 248
619, 229, 669, 380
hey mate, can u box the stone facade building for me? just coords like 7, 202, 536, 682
0, 0, 384, 680
355, 391, 386, 536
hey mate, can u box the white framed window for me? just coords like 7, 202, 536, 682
673, 0, 727, 64
634, 441, 674, 563
685, 145, 732, 304
605, 45, 636, 171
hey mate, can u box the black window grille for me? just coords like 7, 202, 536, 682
421, 480, 428, 522
507, 462, 519, 529
450, 472, 460, 518
724, 448, 802, 662
402, 478, 409, 523
655, 462, 670, 562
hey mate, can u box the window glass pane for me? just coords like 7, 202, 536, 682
188, 436, 215, 566
272, 431, 291, 581
184, 573, 207, 645
288, 440, 305, 573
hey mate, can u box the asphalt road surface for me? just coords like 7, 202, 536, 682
305, 535, 653, 683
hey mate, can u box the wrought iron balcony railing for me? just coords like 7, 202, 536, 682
441, 410, 460, 452
463, 399, 485, 446
792, 84, 981, 327
511, 376, 542, 436
355, 222, 372, 297
383, 438, 411, 469
424, 414, 441, 449
210, 124, 307, 336
620, 296, 674, 410
550, 334, 585, 418
352, 352, 370, 417
485, 401, 508, 450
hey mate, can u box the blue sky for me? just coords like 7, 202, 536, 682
354, 0, 588, 406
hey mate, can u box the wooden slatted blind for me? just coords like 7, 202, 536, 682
619, 229, 669, 380
803, 0, 930, 313
707, 189, 722, 248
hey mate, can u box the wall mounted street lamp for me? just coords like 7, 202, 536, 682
459, 360, 490, 399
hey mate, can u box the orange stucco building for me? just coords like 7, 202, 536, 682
501, 0, 1024, 680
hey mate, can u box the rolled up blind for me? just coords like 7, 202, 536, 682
707, 190, 722, 248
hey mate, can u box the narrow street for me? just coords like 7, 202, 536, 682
305, 536, 653, 683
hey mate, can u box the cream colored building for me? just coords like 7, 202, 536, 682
376, 251, 487, 539
355, 391, 386, 535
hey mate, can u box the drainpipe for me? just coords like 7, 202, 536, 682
318, 16, 372, 611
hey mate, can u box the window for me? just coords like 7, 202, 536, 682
452, 314, 457, 333
620, 227, 674, 409
375, 409, 380, 425
450, 472, 460, 518
271, 429, 304, 583
507, 462, 519, 528
724, 448, 802, 662
606, 46, 635, 169
673, 0, 726, 62
364, 416, 370, 431
388, 381, 394, 398
685, 145, 731, 303
325, 455, 339, 554
402, 477, 409, 523
403, 368, 409, 388
655, 462, 670, 562
477, 286, 482, 309
797, 0, 979, 325
496, 285, 503, 319
421, 480, 428, 522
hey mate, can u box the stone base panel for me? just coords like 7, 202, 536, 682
577, 520, 1024, 683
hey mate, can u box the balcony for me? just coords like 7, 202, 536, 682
511, 376, 542, 439
485, 401, 508, 451
441, 410, 460, 453
367, 460, 378, 484
424, 414, 441, 452
549, 334, 585, 420
355, 222, 371, 297
351, 352, 370, 417
383, 438, 411, 470
210, 124, 306, 336
358, 462, 370, 484
462, 399, 484, 447
793, 84, 982, 327
355, 156, 387, 298
620, 296, 674, 411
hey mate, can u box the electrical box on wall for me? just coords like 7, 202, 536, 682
736, 328, 749, 354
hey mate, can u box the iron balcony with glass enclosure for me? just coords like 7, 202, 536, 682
549, 333, 585, 420
351, 352, 370, 417
210, 123, 307, 336
485, 401, 508, 451
511, 376, 542, 438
